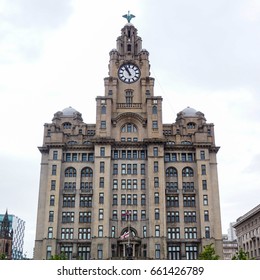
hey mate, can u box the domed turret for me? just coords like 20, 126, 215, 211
62, 106, 79, 116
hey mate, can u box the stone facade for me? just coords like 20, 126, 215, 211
233, 204, 260, 259
34, 20, 223, 260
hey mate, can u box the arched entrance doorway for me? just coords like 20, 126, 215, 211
118, 227, 141, 259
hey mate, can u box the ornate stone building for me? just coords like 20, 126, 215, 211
233, 204, 260, 260
34, 14, 223, 260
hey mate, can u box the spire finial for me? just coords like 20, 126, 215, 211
122, 11, 135, 23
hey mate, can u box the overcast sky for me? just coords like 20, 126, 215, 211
0, 0, 259, 258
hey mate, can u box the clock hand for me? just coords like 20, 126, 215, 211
125, 65, 132, 76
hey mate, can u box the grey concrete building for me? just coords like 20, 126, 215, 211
34, 16, 223, 260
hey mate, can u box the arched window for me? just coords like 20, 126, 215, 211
152, 106, 157, 114
63, 122, 72, 129
187, 122, 196, 129
101, 106, 106, 114
65, 167, 76, 177
166, 167, 178, 177
81, 167, 93, 177
182, 167, 194, 177
121, 123, 138, 133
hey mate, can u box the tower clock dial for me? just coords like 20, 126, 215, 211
118, 63, 140, 83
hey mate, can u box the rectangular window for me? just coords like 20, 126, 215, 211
100, 161, 105, 173
113, 164, 118, 175
152, 121, 158, 129
72, 153, 77, 161
154, 161, 159, 172
167, 227, 180, 239
121, 164, 126, 175
112, 210, 117, 220
153, 147, 158, 156
99, 193, 104, 204
155, 225, 160, 237
201, 164, 206, 175
168, 245, 180, 260
205, 226, 210, 238
141, 179, 146, 190
127, 164, 131, 174
155, 208, 160, 220
133, 164, 138, 175
78, 228, 91, 240
133, 210, 138, 221
79, 212, 91, 223
113, 179, 118, 189
61, 228, 74, 240
100, 147, 105, 157
99, 209, 104, 220
97, 244, 103, 259
121, 194, 126, 205
127, 194, 131, 205
141, 164, 146, 175
155, 244, 160, 259
127, 179, 131, 189
202, 180, 207, 190
186, 245, 198, 260
46, 246, 52, 260
47, 227, 53, 239
63, 195, 75, 207
141, 210, 146, 220
141, 194, 146, 206
98, 226, 103, 237
49, 211, 54, 222
166, 195, 179, 207
121, 179, 126, 189
143, 226, 147, 237
184, 211, 196, 223
53, 151, 58, 160
133, 179, 137, 189
184, 227, 197, 239
101, 121, 106, 129
154, 177, 159, 188
167, 211, 179, 223
50, 195, 55, 206
133, 194, 137, 205
62, 212, 74, 223
99, 177, 104, 188
82, 153, 87, 161
113, 194, 118, 205
200, 150, 205, 160
154, 192, 159, 204
51, 180, 56, 190
113, 150, 118, 159
204, 210, 209, 221
80, 195, 92, 207
203, 195, 208, 205
52, 165, 57, 175
111, 226, 115, 238
183, 196, 196, 207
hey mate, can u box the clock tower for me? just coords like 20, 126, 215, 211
93, 13, 166, 259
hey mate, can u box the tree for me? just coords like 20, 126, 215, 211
232, 248, 251, 260
0, 253, 7, 260
198, 243, 220, 260
50, 252, 68, 260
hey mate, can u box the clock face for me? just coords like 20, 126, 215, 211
118, 63, 140, 83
